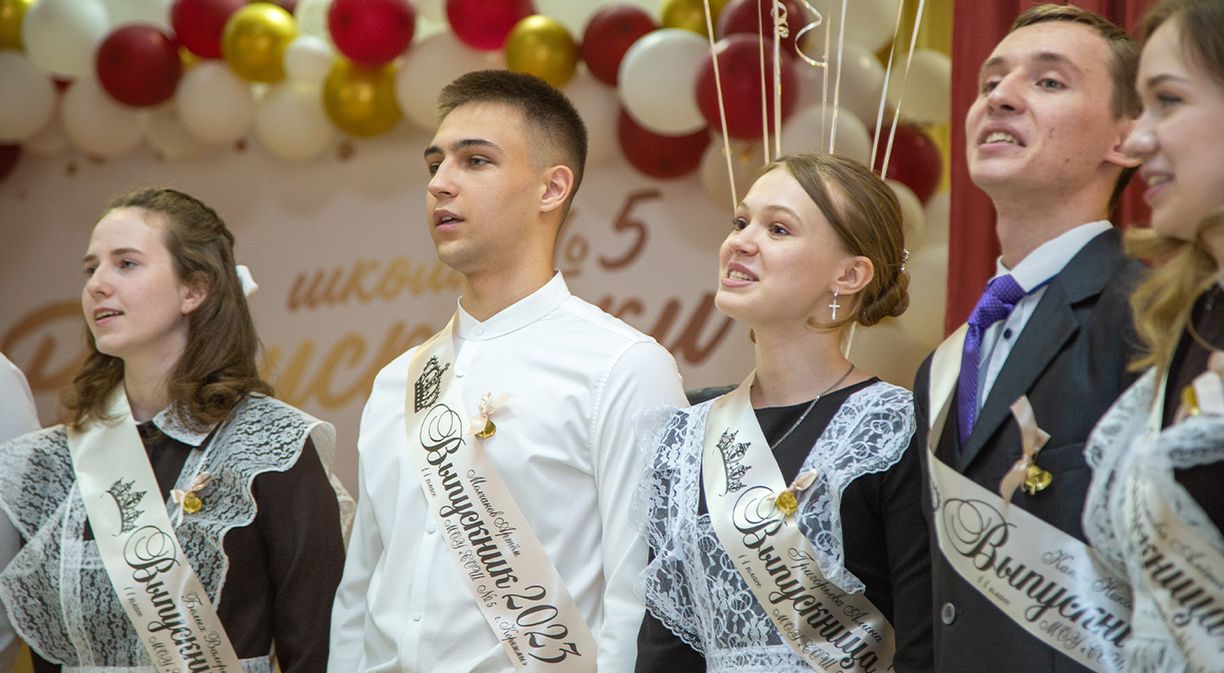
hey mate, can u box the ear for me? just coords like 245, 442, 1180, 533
1105, 118, 1143, 169
539, 164, 575, 215
180, 275, 208, 315
834, 256, 875, 297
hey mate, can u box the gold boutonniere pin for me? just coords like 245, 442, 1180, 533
471, 392, 509, 440
172, 471, 212, 516
1000, 396, 1052, 502
768, 469, 821, 519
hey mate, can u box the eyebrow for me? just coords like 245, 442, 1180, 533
423, 138, 501, 159
980, 51, 1083, 77
82, 247, 142, 264
1142, 72, 1189, 89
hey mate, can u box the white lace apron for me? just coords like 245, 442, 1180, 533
1084, 369, 1224, 673
0, 395, 353, 671
636, 382, 914, 673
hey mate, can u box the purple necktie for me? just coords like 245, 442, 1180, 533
957, 274, 1026, 443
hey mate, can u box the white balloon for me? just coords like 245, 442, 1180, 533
533, 0, 604, 35
844, 321, 927, 387
22, 0, 111, 80
887, 49, 951, 126
794, 41, 887, 133
294, 0, 333, 41
0, 52, 57, 142
893, 245, 947, 345
396, 31, 502, 131
916, 190, 950, 250
779, 104, 871, 166
887, 179, 926, 241
699, 137, 765, 210
101, 0, 171, 30
22, 101, 69, 156
618, 28, 707, 136
564, 69, 619, 165
62, 79, 145, 156
802, 0, 900, 53
285, 35, 335, 85
145, 103, 205, 160
177, 62, 256, 145
413, 0, 444, 23
256, 82, 335, 161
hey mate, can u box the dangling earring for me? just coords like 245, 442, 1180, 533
829, 287, 841, 321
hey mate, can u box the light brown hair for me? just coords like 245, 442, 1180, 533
1125, 0, 1224, 377
760, 154, 909, 330
438, 70, 588, 216
65, 188, 272, 431
1010, 3, 1142, 210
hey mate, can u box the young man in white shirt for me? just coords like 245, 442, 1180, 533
913, 5, 1146, 673
328, 70, 687, 673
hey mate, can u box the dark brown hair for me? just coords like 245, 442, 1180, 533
760, 154, 909, 329
1009, 4, 1142, 211
1126, 0, 1224, 377
65, 188, 272, 430
438, 70, 588, 215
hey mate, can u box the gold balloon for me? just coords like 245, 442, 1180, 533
661, 0, 729, 38
0, 0, 34, 50
505, 15, 578, 88
222, 3, 297, 83
323, 59, 402, 137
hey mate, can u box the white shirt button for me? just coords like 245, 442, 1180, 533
411, 612, 422, 623
474, 326, 485, 336
425, 522, 437, 534
455, 368, 465, 378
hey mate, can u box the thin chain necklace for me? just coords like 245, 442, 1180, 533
767, 362, 857, 450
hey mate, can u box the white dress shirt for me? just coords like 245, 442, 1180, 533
329, 273, 687, 673
975, 221, 1113, 407
0, 352, 37, 673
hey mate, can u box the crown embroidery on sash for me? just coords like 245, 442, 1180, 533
106, 478, 146, 534
414, 356, 450, 412
716, 429, 751, 494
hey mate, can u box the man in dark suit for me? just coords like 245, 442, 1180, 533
913, 5, 1145, 672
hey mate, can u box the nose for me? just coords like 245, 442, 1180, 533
1122, 111, 1156, 160
724, 225, 759, 257
985, 73, 1025, 114
427, 160, 456, 200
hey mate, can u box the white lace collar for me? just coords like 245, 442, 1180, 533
148, 407, 215, 447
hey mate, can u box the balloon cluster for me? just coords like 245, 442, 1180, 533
0, 0, 948, 200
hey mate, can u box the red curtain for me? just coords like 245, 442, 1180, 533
946, 0, 1152, 333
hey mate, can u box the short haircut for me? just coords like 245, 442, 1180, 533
1009, 4, 1141, 211
438, 70, 588, 212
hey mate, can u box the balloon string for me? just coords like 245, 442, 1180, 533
872, 0, 908, 171
792, 1, 827, 153
704, 0, 739, 210
880, 0, 927, 179
772, 0, 785, 159
829, 0, 847, 155
756, 4, 770, 163
843, 321, 857, 359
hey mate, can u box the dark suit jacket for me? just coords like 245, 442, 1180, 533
913, 228, 1145, 673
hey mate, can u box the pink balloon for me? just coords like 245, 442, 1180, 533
96, 25, 182, 107
329, 0, 416, 66
446, 0, 534, 51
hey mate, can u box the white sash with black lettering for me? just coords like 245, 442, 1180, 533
67, 388, 242, 672
702, 374, 895, 672
404, 318, 596, 672
926, 327, 1132, 673
1125, 377, 1224, 671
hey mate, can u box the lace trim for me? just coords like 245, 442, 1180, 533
635, 382, 915, 669
0, 396, 351, 666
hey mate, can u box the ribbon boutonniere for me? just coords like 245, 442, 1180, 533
172, 471, 212, 516
470, 392, 509, 440
999, 396, 1052, 502
1175, 353, 1224, 423
768, 469, 821, 519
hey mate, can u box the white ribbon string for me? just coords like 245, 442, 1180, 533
756, 3, 770, 163
704, 0, 739, 211
236, 264, 259, 297
879, 0, 928, 179
872, 0, 909, 168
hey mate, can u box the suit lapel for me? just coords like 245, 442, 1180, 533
955, 228, 1126, 472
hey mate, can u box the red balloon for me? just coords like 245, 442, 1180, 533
171, 0, 245, 59
581, 4, 656, 86
618, 108, 709, 178
0, 144, 21, 184
329, 0, 416, 66
718, 0, 806, 56
446, 0, 534, 51
96, 25, 182, 107
696, 34, 798, 140
872, 123, 942, 203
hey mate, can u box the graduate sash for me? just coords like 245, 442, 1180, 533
1124, 377, 1224, 672
404, 319, 597, 671
702, 375, 895, 672
926, 327, 1132, 673
67, 388, 242, 673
